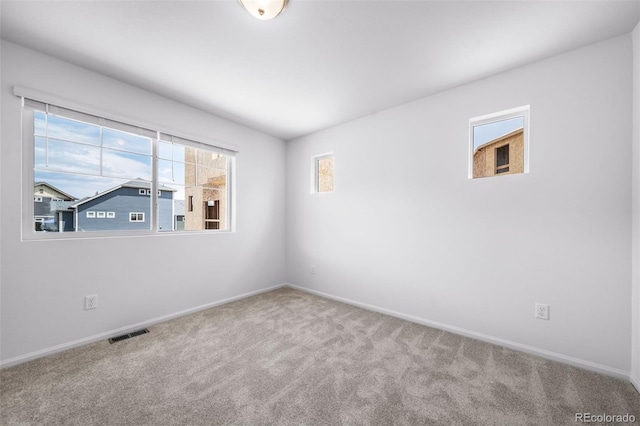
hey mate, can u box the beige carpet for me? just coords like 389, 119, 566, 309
1, 287, 638, 425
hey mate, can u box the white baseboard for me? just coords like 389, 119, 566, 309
4, 282, 634, 385
285, 283, 631, 381
632, 374, 640, 394
0, 283, 286, 369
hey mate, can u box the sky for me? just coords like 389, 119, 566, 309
473, 116, 524, 150
34, 112, 187, 201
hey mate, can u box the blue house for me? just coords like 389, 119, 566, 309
71, 180, 175, 232
34, 182, 77, 232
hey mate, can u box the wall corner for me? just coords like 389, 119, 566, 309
631, 20, 640, 386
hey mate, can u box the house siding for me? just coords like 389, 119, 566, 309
158, 190, 173, 231
76, 187, 152, 231
60, 211, 74, 232
473, 129, 524, 178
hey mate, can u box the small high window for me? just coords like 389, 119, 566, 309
470, 106, 529, 179
311, 153, 334, 193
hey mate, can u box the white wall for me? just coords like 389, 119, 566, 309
632, 22, 640, 391
287, 35, 634, 375
0, 41, 287, 365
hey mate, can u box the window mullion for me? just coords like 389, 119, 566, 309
152, 135, 159, 232
45, 104, 49, 168
99, 126, 103, 176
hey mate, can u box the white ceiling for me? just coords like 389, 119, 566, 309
2, 1, 639, 140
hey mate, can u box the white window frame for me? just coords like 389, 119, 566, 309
96, 211, 106, 218
18, 86, 238, 240
86, 211, 96, 218
468, 105, 530, 179
310, 152, 334, 194
106, 212, 115, 218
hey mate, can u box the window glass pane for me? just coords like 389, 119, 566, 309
158, 141, 172, 160
183, 188, 227, 231
102, 128, 152, 155
159, 146, 227, 232
158, 141, 185, 162
496, 145, 509, 167
196, 165, 227, 188
46, 114, 101, 145
473, 117, 523, 150
317, 156, 334, 193
102, 149, 152, 180
158, 159, 186, 185
183, 148, 228, 231
196, 150, 227, 169
33, 171, 151, 233
34, 111, 46, 136
43, 139, 101, 175
471, 114, 525, 179
34, 136, 47, 169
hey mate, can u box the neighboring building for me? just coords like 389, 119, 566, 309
33, 182, 76, 232
184, 148, 227, 230
72, 180, 175, 232
473, 128, 524, 178
34, 182, 76, 200
174, 200, 185, 231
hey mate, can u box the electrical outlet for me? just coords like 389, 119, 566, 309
535, 303, 549, 320
85, 295, 98, 310
311, 265, 315, 274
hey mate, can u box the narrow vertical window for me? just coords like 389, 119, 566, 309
204, 200, 220, 230
311, 153, 334, 193
495, 145, 509, 174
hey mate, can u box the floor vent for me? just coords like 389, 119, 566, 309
108, 328, 149, 344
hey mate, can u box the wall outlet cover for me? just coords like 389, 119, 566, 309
85, 295, 98, 310
535, 303, 549, 320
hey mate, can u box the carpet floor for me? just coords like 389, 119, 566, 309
1, 287, 639, 425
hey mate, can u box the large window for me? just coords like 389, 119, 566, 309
469, 106, 529, 179
22, 97, 235, 238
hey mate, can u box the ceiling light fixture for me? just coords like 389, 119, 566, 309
238, 0, 288, 20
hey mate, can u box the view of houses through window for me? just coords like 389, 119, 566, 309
31, 109, 229, 234
471, 107, 528, 179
